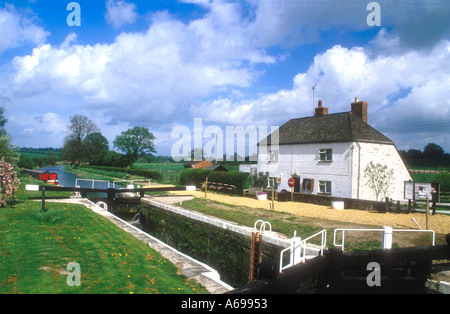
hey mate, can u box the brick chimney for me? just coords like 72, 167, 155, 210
315, 100, 328, 116
351, 97, 368, 123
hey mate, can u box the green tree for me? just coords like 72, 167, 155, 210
61, 115, 100, 164
18, 155, 34, 169
364, 161, 394, 201
0, 107, 19, 165
85, 132, 109, 155
0, 107, 7, 131
423, 143, 444, 158
113, 127, 156, 167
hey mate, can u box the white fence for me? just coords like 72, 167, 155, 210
279, 230, 327, 273
333, 227, 436, 252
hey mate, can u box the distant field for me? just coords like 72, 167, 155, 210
19, 150, 61, 159
132, 162, 240, 172
132, 162, 185, 172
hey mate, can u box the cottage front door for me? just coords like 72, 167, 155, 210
292, 175, 300, 193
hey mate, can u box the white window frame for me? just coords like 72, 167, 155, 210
319, 181, 332, 194
268, 150, 278, 162
268, 177, 279, 189
319, 148, 332, 162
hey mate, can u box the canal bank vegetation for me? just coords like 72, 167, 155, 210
0, 175, 208, 294
176, 195, 448, 250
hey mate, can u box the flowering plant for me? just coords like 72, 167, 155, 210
0, 157, 20, 207
257, 191, 267, 195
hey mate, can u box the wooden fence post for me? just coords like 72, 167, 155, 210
41, 186, 46, 212
272, 187, 275, 210
205, 177, 208, 199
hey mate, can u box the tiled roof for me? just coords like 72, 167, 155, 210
261, 112, 393, 146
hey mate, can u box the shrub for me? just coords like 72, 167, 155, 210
82, 165, 163, 181
207, 171, 250, 194
127, 168, 162, 181
0, 158, 20, 207
179, 169, 250, 194
179, 168, 210, 186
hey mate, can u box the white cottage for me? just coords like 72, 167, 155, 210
254, 98, 412, 201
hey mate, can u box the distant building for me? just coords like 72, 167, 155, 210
206, 164, 229, 172
242, 98, 412, 201
184, 160, 213, 169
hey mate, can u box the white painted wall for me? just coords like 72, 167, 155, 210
257, 142, 354, 197
257, 141, 412, 201
355, 142, 412, 201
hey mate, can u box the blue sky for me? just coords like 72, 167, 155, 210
0, 0, 449, 158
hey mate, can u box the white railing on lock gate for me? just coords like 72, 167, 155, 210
279, 229, 327, 273
333, 227, 436, 252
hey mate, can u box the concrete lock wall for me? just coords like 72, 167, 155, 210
140, 199, 287, 287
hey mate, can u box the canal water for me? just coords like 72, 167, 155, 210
39, 165, 120, 189
39, 165, 137, 220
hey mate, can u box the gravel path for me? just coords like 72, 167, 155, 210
170, 190, 450, 235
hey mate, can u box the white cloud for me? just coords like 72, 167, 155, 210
8, 5, 279, 131
192, 38, 450, 151
105, 0, 138, 29
0, 4, 49, 54
1, 0, 449, 153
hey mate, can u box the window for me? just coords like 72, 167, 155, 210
268, 177, 279, 189
319, 181, 332, 194
302, 178, 314, 192
319, 149, 332, 162
268, 150, 278, 162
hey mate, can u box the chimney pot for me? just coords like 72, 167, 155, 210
351, 99, 368, 123
315, 100, 328, 116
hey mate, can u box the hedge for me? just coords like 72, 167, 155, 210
179, 168, 250, 194
179, 168, 209, 186
82, 165, 162, 181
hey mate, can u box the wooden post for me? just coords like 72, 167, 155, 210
249, 232, 262, 282
426, 197, 429, 230
107, 188, 116, 214
291, 187, 294, 201
41, 186, 46, 212
205, 177, 208, 199
271, 187, 275, 210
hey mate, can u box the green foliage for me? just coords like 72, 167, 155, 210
113, 127, 157, 167
399, 142, 450, 167
126, 168, 162, 181
18, 155, 34, 169
179, 168, 250, 194
81, 165, 163, 181
179, 168, 210, 186
61, 115, 101, 164
435, 167, 450, 192
89, 151, 129, 168
250, 171, 269, 188
207, 171, 250, 193
31, 208, 67, 224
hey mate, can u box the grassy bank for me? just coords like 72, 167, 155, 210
0, 176, 208, 294
177, 194, 447, 250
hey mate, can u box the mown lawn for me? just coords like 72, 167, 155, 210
0, 200, 208, 294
